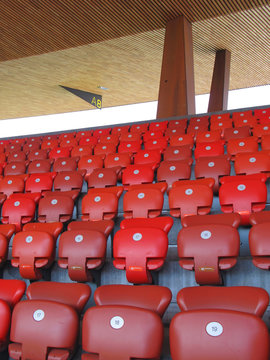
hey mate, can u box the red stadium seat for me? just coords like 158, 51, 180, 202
232, 109, 254, 122
250, 211, 270, 225
78, 154, 104, 180
234, 116, 257, 128
94, 142, 117, 156
79, 135, 98, 147
176, 286, 269, 317
194, 155, 231, 193
194, 140, 225, 159
52, 156, 78, 172
111, 125, 130, 135
10, 139, 25, 146
177, 223, 239, 284
11, 230, 55, 279
170, 133, 194, 147
43, 134, 58, 142
2, 196, 36, 231
219, 174, 267, 225
98, 134, 119, 146
76, 130, 93, 140
119, 132, 141, 142
27, 149, 48, 161
120, 216, 173, 233
223, 125, 250, 141
169, 178, 214, 219
93, 128, 111, 138
104, 153, 131, 173
23, 142, 41, 153
143, 130, 165, 142
0, 301, 15, 351
118, 140, 141, 154
59, 138, 78, 148
7, 151, 26, 163
123, 185, 164, 218
0, 225, 15, 267
227, 136, 258, 158
0, 175, 25, 197
190, 115, 209, 126
25, 172, 56, 195
210, 118, 233, 135
252, 124, 270, 141
210, 113, 231, 122
234, 151, 270, 176
130, 123, 148, 134
134, 149, 161, 168
53, 171, 84, 195
0, 279, 26, 309
122, 164, 154, 187
113, 226, 168, 284
38, 194, 74, 223
165, 127, 186, 138
163, 145, 192, 161
187, 123, 209, 137
261, 134, 270, 150
181, 213, 241, 228
157, 159, 192, 191
28, 159, 53, 174
58, 133, 75, 142
254, 107, 270, 121
87, 167, 120, 188
196, 130, 221, 143
49, 146, 71, 160
168, 118, 187, 129
9, 300, 79, 360
5, 144, 22, 154
149, 120, 168, 132
94, 284, 172, 317
170, 309, 269, 360
4, 161, 27, 176
23, 222, 63, 241
249, 222, 270, 270
26, 282, 91, 314
41, 139, 59, 150
58, 229, 107, 282
144, 137, 168, 152
71, 145, 92, 158
82, 305, 163, 360
82, 186, 123, 221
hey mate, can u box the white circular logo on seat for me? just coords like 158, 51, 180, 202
86, 139, 90, 142
35, 178, 40, 183
128, 134, 132, 138
35, 152, 39, 155
206, 322, 223, 337
133, 233, 142, 241
218, 123, 223, 126
151, 132, 154, 136
264, 126, 269, 130
195, 126, 199, 130
234, 130, 239, 134
79, 148, 83, 152
249, 157, 256, 163
12, 165, 16, 169
172, 130, 176, 133
243, 119, 247, 123
14, 154, 18, 158
205, 146, 211, 150
26, 236, 33, 243
102, 146, 107, 150
99, 130, 102, 133
114, 157, 119, 161
14, 201, 20, 207
87, 159, 92, 163
240, 113, 244, 116
218, 116, 222, 119
11, 146, 14, 149
51, 199, 58, 205
170, 166, 176, 171
62, 161, 66, 165
153, 140, 157, 144
36, 163, 40, 167
8, 180, 12, 184
239, 142, 245, 147
144, 153, 149, 158
178, 137, 183, 141
33, 309, 45, 322
197, 119, 201, 122
29, 144, 32, 147
127, 144, 131, 148
64, 135, 67, 138
185, 189, 193, 195
134, 169, 139, 174
65, 176, 70, 181
138, 192, 145, 199
107, 137, 111, 140
136, 126, 140, 129
57, 150, 61, 154
201, 231, 211, 239
174, 150, 179, 154
208, 162, 215, 167
156, 124, 160, 127
205, 134, 210, 138
94, 196, 101, 202
67, 140, 70, 144
75, 235, 83, 243
237, 184, 246, 191
175, 121, 179, 125
98, 173, 104, 178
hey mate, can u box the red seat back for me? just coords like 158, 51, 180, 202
53, 157, 78, 172
2, 197, 36, 231
157, 160, 191, 190
28, 159, 52, 174
122, 165, 154, 187
249, 222, 270, 270
234, 151, 270, 175
38, 195, 74, 223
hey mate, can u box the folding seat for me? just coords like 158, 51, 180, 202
249, 221, 270, 270
0, 139, 9, 147
187, 123, 209, 137
261, 134, 270, 150
2, 196, 36, 231
58, 226, 109, 282
87, 167, 120, 188
25, 172, 56, 195
120, 216, 173, 233
0, 175, 25, 197
41, 139, 59, 150
0, 224, 16, 266
195, 130, 222, 143
144, 137, 168, 152
5, 143, 22, 154
252, 124, 270, 141
254, 107, 270, 122
181, 213, 241, 228
75, 130, 93, 140
27, 148, 48, 161
10, 138, 26, 146
82, 305, 163, 360
223, 125, 250, 141
4, 161, 27, 176
194, 140, 225, 159
113, 225, 168, 284
81, 186, 123, 221
176, 286, 269, 317
168, 118, 187, 129
23, 222, 63, 242
59, 138, 78, 148
123, 183, 165, 218
71, 144, 92, 158
98, 134, 119, 146
170, 309, 269, 360
149, 120, 168, 132
9, 299, 79, 360
190, 115, 209, 126
210, 118, 233, 135
58, 132, 75, 142
232, 109, 254, 122
49, 146, 71, 160
210, 113, 231, 122
79, 135, 98, 147
94, 142, 117, 156
104, 152, 131, 173
43, 134, 58, 142
111, 125, 130, 135
52, 156, 78, 172
7, 150, 26, 163
227, 136, 258, 159
177, 223, 239, 284
234, 116, 257, 128
23, 141, 41, 153
118, 140, 141, 154
163, 145, 192, 161
234, 151, 270, 176
130, 123, 148, 134
94, 284, 171, 317
120, 132, 141, 142
122, 164, 154, 187
143, 130, 166, 142
11, 230, 55, 279
51, 171, 84, 200
219, 174, 267, 225
38, 194, 75, 223
157, 159, 192, 190
170, 133, 194, 147
169, 178, 214, 220
78, 154, 104, 180
93, 127, 111, 139
134, 149, 161, 168
68, 219, 114, 237
165, 127, 186, 138
194, 155, 231, 193
28, 159, 53, 174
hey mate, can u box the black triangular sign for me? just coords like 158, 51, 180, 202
60, 85, 102, 109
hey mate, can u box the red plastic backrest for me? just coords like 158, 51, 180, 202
111, 125, 130, 135
41, 139, 59, 150
130, 123, 148, 134
249, 223, 270, 270
0, 233, 10, 266
71, 145, 92, 158
99, 134, 119, 145
157, 160, 191, 190
23, 222, 63, 241
87, 167, 119, 188
53, 157, 78, 172
38, 195, 74, 223
170, 309, 269, 360
227, 136, 258, 158
234, 151, 270, 175
82, 305, 163, 360
210, 118, 233, 134
149, 120, 168, 132
68, 220, 114, 238
93, 128, 111, 138
77, 155, 104, 179
143, 130, 165, 142
194, 141, 224, 159
94, 142, 117, 156
49, 146, 70, 159
0, 279, 26, 308
4, 162, 26, 176
2, 197, 36, 231
196, 130, 221, 143
163, 145, 192, 161
122, 165, 154, 186
27, 149, 48, 161
104, 152, 131, 169
54, 171, 83, 192
168, 119, 187, 129
25, 172, 56, 194
0, 300, 11, 345
223, 125, 250, 141
252, 124, 270, 140
118, 140, 141, 154
82, 189, 119, 221
182, 213, 241, 228
170, 133, 194, 147
120, 217, 173, 233
28, 159, 52, 174
134, 149, 161, 168
210, 113, 231, 122
0, 176, 25, 197
79, 135, 98, 147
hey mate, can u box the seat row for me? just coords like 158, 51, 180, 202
0, 280, 269, 359
1, 213, 270, 285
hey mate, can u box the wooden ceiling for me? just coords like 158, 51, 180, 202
0, 0, 269, 120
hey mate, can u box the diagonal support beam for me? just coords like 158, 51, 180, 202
208, 49, 231, 112
156, 16, 195, 119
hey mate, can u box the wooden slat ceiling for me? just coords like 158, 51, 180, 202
0, 1, 269, 120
